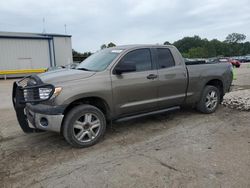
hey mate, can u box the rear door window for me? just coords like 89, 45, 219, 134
156, 48, 175, 69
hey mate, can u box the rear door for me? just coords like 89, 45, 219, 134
155, 48, 188, 108
111, 48, 158, 117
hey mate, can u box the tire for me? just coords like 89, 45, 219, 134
196, 85, 220, 114
63, 104, 106, 148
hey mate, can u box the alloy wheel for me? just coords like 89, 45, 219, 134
73, 113, 101, 143
205, 90, 218, 111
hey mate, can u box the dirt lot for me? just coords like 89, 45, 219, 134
0, 64, 250, 188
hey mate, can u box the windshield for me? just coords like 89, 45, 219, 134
76, 48, 123, 71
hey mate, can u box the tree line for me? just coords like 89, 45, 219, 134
72, 42, 116, 59
165, 33, 250, 58
73, 33, 250, 59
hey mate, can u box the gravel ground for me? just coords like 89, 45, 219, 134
0, 63, 250, 188
223, 89, 250, 111
222, 63, 250, 111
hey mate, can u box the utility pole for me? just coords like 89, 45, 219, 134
42, 17, 46, 33
64, 24, 67, 34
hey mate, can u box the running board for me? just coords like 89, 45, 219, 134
115, 106, 180, 123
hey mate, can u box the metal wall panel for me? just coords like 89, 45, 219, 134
53, 37, 73, 66
0, 38, 50, 70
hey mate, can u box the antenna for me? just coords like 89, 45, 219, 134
42, 17, 46, 33
64, 24, 67, 34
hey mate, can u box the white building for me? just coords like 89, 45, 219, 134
0, 31, 73, 77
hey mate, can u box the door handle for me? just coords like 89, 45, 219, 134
147, 74, 158, 80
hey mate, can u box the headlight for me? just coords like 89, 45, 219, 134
21, 82, 56, 103
39, 88, 53, 100
39, 87, 62, 100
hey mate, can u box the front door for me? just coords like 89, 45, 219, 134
111, 48, 158, 117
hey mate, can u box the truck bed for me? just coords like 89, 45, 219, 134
185, 62, 232, 104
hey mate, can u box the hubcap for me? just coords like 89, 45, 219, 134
73, 113, 101, 143
205, 90, 218, 111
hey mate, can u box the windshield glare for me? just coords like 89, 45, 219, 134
77, 48, 123, 71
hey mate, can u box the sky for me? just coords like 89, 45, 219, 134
0, 0, 250, 52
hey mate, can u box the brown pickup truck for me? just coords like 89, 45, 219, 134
13, 45, 233, 147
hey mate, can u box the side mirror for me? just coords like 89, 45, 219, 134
114, 62, 136, 75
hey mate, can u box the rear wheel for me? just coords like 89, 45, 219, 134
196, 85, 220, 114
63, 105, 106, 148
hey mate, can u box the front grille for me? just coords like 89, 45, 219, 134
14, 75, 54, 104
17, 77, 30, 87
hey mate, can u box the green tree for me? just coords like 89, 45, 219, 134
242, 42, 250, 55
72, 49, 92, 57
72, 49, 83, 56
101, 42, 116, 49
72, 49, 92, 62
204, 42, 216, 57
209, 39, 224, 56
163, 41, 171, 45
225, 33, 246, 43
83, 52, 92, 57
187, 47, 208, 58
173, 35, 205, 53
171, 33, 250, 58
107, 42, 116, 48
101, 44, 107, 49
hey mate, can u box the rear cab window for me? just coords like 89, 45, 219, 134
156, 48, 175, 69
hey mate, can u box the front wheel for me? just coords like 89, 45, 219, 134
196, 85, 220, 114
63, 105, 106, 148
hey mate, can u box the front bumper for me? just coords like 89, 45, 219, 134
12, 76, 65, 133
25, 104, 65, 132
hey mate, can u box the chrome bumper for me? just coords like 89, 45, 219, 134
26, 108, 64, 132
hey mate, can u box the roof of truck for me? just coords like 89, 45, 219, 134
111, 44, 173, 50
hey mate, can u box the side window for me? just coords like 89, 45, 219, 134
118, 49, 152, 72
156, 48, 175, 69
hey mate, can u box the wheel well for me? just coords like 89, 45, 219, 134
60, 97, 110, 134
205, 79, 224, 101
63, 97, 110, 122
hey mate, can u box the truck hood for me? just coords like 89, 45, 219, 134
38, 69, 96, 84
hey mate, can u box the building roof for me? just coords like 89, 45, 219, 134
0, 31, 71, 40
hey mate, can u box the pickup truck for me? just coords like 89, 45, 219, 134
13, 45, 233, 147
